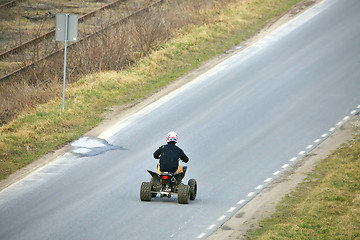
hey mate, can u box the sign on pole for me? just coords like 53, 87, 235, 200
56, 14, 78, 112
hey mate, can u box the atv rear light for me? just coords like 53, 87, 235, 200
162, 175, 169, 180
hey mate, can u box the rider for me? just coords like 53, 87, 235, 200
153, 131, 189, 174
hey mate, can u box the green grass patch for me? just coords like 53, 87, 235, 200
0, 0, 302, 180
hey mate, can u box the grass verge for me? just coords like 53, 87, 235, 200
249, 129, 360, 239
0, 0, 302, 180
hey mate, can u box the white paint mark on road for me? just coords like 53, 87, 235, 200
290, 157, 297, 162
237, 199, 245, 205
208, 224, 216, 230
218, 215, 226, 221
256, 185, 263, 190
264, 177, 272, 182
197, 233, 206, 239
228, 207, 236, 213
282, 164, 289, 169
273, 170, 280, 175
247, 192, 255, 197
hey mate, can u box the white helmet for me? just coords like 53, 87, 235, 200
166, 131, 178, 143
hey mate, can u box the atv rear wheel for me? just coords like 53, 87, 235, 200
140, 182, 152, 201
178, 184, 190, 204
188, 179, 197, 200
149, 178, 157, 198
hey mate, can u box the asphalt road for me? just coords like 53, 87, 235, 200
1, 0, 360, 239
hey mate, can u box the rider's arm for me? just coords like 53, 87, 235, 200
153, 146, 164, 159
179, 149, 189, 163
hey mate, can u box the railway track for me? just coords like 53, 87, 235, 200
0, 0, 160, 82
0, 0, 127, 61
0, 0, 22, 8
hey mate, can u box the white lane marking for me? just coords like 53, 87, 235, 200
208, 224, 216, 230
228, 207, 236, 212
218, 215, 226, 221
197, 233, 206, 239
336, 122, 342, 126
264, 177, 272, 182
322, 133, 328, 137
247, 192, 255, 197
273, 170, 280, 175
344, 116, 350, 121
256, 184, 263, 190
237, 199, 245, 205
351, 110, 356, 114
357, 105, 360, 109
282, 164, 289, 169
298, 151, 306, 155
314, 139, 321, 143
329, 127, 335, 132
290, 157, 297, 162
306, 145, 313, 149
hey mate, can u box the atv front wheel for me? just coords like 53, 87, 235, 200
178, 184, 190, 204
140, 182, 152, 201
188, 179, 197, 200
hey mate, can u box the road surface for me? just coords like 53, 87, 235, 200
0, 0, 359, 239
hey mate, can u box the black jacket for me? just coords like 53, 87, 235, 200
153, 141, 189, 173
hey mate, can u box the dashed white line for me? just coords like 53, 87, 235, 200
208, 224, 216, 230
282, 164, 289, 169
228, 207, 236, 213
306, 145, 313, 149
264, 177, 272, 182
336, 122, 342, 126
344, 116, 350, 121
256, 184, 263, 190
298, 151, 305, 155
247, 192, 255, 197
357, 105, 360, 109
329, 127, 335, 132
273, 170, 280, 175
351, 110, 356, 114
290, 157, 297, 162
314, 139, 321, 143
237, 199, 245, 205
197, 233, 206, 239
218, 215, 226, 221
322, 133, 328, 137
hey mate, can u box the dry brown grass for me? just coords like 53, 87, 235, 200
0, 0, 217, 126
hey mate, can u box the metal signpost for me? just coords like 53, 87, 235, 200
56, 14, 78, 111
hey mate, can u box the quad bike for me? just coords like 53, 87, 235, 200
140, 166, 197, 204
